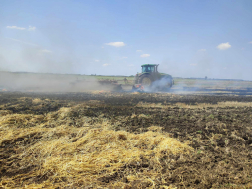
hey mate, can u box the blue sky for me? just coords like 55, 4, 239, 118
0, 0, 252, 80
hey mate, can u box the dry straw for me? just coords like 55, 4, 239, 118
0, 101, 192, 188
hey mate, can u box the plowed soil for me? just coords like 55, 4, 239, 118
0, 92, 252, 188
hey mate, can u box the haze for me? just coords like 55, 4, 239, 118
0, 0, 252, 80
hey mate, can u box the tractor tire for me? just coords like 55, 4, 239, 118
139, 75, 152, 88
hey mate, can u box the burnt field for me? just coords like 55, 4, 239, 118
0, 91, 252, 188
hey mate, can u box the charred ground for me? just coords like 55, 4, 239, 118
0, 92, 252, 188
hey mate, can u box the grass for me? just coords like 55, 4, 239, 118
174, 78, 252, 88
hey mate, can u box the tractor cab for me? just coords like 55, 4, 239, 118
141, 64, 159, 73
140, 64, 161, 81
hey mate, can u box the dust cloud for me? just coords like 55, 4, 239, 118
0, 72, 107, 92
0, 18, 105, 92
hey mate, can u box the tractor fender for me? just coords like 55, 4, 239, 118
139, 73, 154, 82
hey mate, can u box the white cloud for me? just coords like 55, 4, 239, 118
249, 41, 252, 44
41, 49, 52, 53
217, 42, 231, 50
106, 42, 125, 47
6, 25, 36, 31
102, 64, 111, 67
94, 59, 100, 62
190, 63, 197, 66
6, 26, 26, 30
136, 50, 142, 52
28, 26, 36, 31
198, 49, 206, 52
140, 54, 150, 58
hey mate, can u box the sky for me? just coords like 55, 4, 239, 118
0, 0, 252, 80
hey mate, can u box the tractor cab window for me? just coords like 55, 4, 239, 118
142, 66, 155, 73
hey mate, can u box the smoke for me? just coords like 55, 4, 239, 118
19, 46, 75, 74
149, 77, 173, 92
0, 16, 114, 92
0, 54, 9, 72
0, 72, 115, 92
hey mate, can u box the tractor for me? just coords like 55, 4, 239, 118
132, 64, 173, 91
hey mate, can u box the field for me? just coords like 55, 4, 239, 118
1, 90, 252, 189
2, 71, 252, 91
1, 72, 252, 188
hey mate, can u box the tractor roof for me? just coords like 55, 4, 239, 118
141, 64, 159, 67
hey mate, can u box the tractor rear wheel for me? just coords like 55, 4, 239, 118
140, 76, 152, 87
